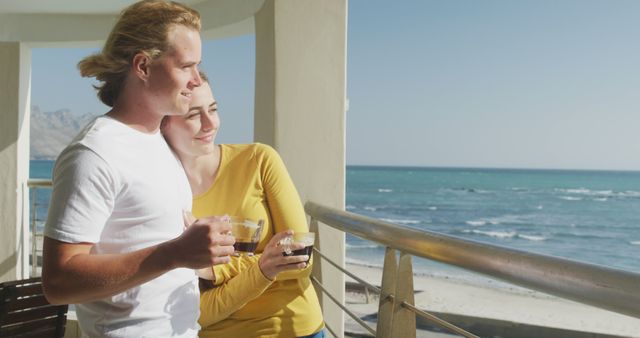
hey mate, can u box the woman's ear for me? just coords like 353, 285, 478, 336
132, 52, 151, 81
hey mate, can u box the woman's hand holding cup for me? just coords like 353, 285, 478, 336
258, 231, 308, 280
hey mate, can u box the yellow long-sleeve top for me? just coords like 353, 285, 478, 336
193, 143, 324, 338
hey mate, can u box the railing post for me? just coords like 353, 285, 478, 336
377, 247, 397, 338
391, 252, 416, 338
30, 187, 38, 277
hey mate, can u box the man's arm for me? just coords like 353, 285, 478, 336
42, 218, 234, 305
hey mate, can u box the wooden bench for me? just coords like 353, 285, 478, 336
0, 277, 68, 338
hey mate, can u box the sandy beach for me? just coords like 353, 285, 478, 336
343, 262, 640, 337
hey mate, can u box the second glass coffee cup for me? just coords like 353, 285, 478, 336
280, 232, 315, 263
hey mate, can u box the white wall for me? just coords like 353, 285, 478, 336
0, 42, 31, 282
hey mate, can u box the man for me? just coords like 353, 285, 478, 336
42, 1, 235, 337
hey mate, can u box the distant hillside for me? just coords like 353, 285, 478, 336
30, 106, 97, 160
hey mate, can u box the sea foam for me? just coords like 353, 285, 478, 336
466, 220, 487, 226
518, 234, 547, 241
464, 229, 517, 239
380, 218, 421, 225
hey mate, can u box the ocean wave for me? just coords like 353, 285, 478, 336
518, 234, 547, 241
345, 205, 356, 210
364, 206, 377, 211
611, 190, 639, 199
630, 241, 640, 246
558, 196, 582, 201
554, 231, 620, 240
384, 205, 437, 213
346, 243, 381, 250
468, 214, 530, 226
555, 188, 640, 199
462, 229, 546, 241
614, 190, 640, 200
556, 188, 591, 194
463, 229, 517, 239
380, 218, 421, 225
378, 188, 393, 193
556, 188, 614, 196
465, 220, 487, 226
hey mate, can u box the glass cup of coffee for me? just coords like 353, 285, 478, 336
280, 232, 315, 263
229, 216, 264, 256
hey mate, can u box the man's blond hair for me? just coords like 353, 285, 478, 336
78, 0, 201, 107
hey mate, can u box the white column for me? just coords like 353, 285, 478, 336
254, 1, 347, 336
0, 42, 31, 282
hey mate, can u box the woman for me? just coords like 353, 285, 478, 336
162, 72, 325, 338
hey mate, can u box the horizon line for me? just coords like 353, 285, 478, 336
345, 164, 640, 173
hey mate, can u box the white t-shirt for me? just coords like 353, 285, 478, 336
45, 116, 199, 338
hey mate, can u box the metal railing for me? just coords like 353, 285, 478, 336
305, 201, 640, 338
27, 178, 52, 277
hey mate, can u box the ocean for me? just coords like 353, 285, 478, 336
30, 161, 640, 278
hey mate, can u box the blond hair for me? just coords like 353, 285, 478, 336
78, 0, 201, 107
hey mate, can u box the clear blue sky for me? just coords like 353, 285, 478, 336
31, 0, 640, 170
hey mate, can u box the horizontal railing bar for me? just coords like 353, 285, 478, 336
28, 179, 52, 188
305, 202, 640, 319
311, 276, 377, 336
401, 301, 479, 338
313, 247, 382, 294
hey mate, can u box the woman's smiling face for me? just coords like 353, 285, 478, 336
162, 81, 220, 158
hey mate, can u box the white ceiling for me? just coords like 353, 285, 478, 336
0, 0, 263, 44
0, 0, 206, 14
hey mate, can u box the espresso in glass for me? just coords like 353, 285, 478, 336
228, 216, 263, 256
281, 232, 315, 263
284, 245, 314, 263
234, 241, 259, 253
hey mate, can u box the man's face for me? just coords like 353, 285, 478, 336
147, 25, 202, 117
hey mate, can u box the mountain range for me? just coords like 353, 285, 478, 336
30, 106, 97, 160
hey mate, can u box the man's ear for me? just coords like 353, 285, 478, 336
132, 52, 151, 81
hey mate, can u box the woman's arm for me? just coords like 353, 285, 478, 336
260, 144, 315, 280
211, 254, 260, 286
199, 261, 271, 327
